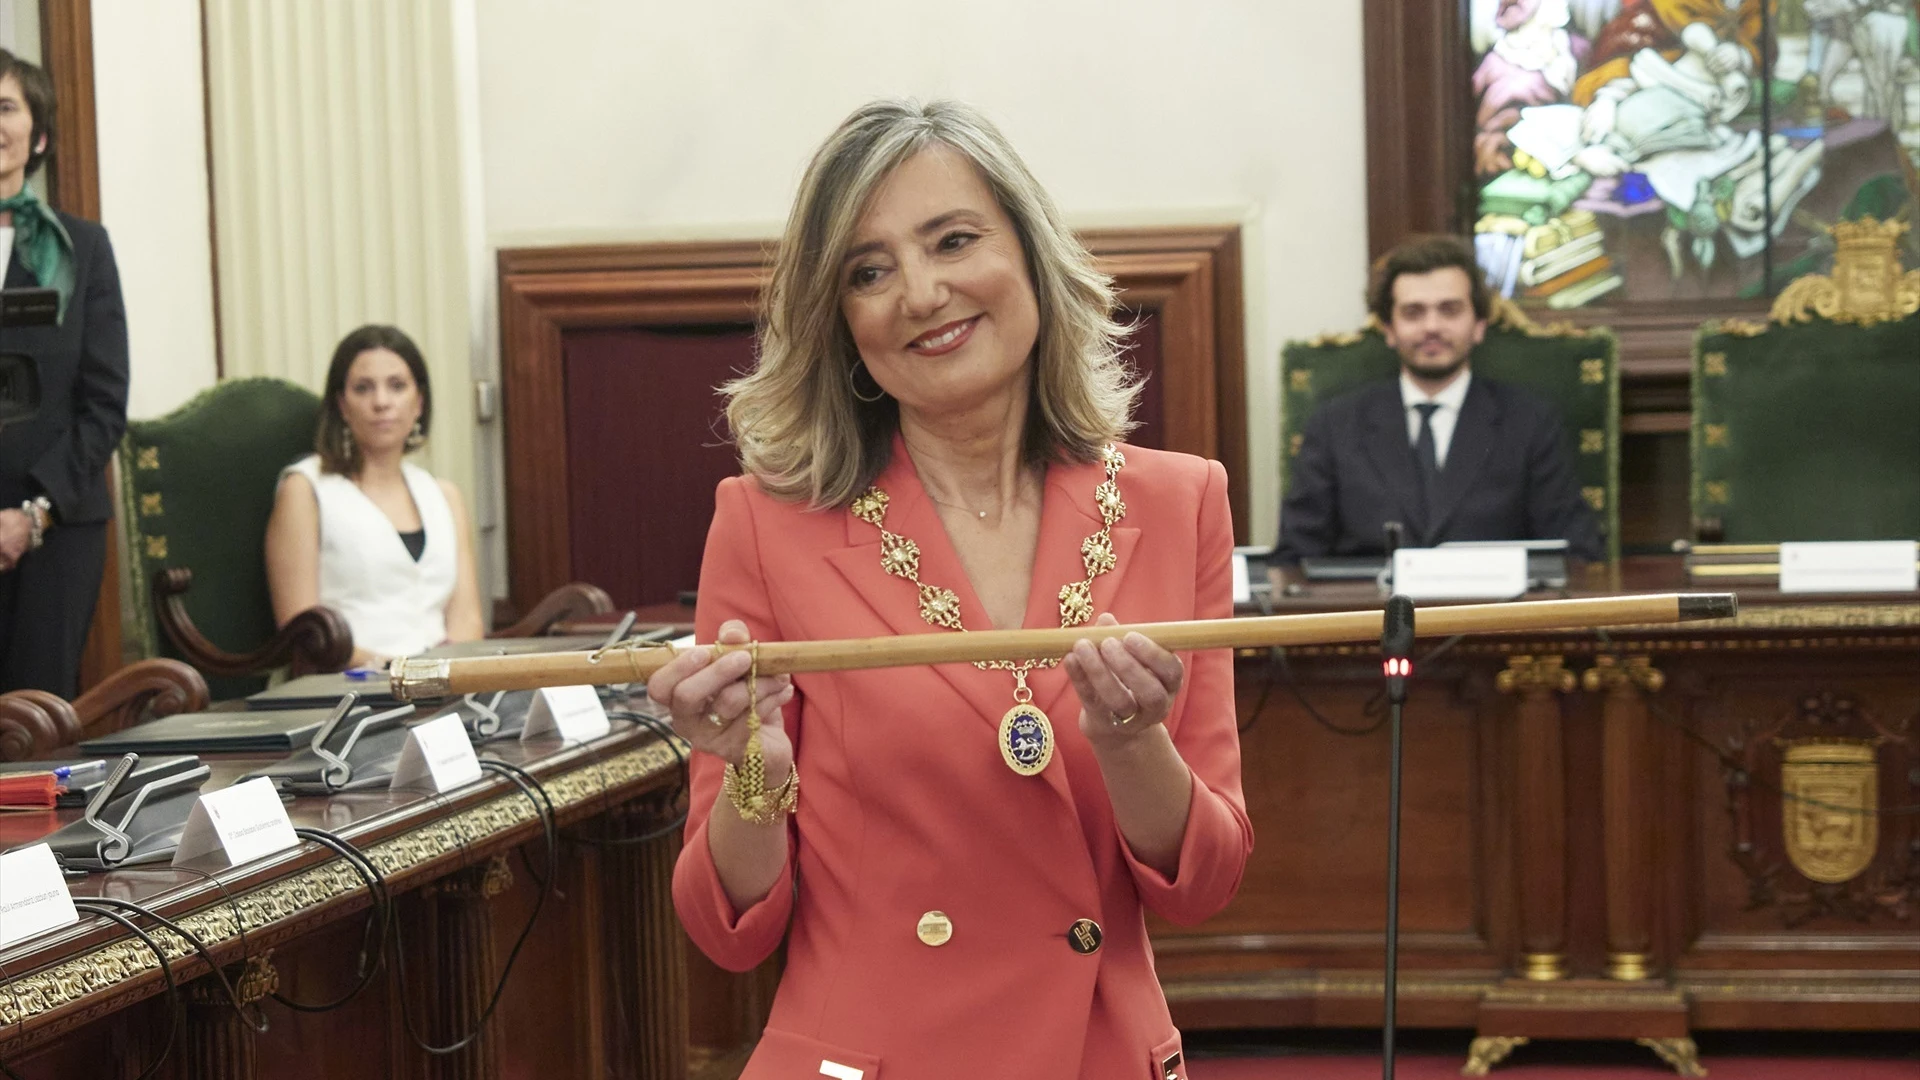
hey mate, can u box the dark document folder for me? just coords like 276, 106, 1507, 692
78, 709, 340, 754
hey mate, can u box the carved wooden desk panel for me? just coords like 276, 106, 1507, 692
0, 716, 688, 1080
1156, 559, 1920, 1050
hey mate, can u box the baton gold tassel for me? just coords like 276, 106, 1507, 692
720, 642, 797, 826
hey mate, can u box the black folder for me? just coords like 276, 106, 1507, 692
78, 709, 339, 754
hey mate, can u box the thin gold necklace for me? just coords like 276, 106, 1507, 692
851, 444, 1126, 776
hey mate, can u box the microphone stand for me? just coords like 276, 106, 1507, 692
1380, 594, 1415, 1080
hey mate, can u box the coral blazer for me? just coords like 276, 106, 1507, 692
672, 441, 1252, 1080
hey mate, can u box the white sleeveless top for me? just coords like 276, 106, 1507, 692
284, 455, 458, 658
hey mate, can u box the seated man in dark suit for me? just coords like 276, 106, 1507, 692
1276, 235, 1603, 563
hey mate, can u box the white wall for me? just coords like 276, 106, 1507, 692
474, 0, 1372, 545
91, 0, 219, 420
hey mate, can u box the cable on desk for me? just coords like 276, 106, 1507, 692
387, 761, 556, 1057
0, 952, 28, 1080
566, 712, 691, 847
1245, 633, 1465, 738
122, 862, 255, 988
70, 896, 268, 1034
264, 827, 393, 1012
475, 759, 558, 892
56, 905, 180, 1080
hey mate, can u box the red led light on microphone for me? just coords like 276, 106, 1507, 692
1382, 657, 1412, 678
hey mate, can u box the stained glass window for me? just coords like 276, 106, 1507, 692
1470, 0, 1920, 309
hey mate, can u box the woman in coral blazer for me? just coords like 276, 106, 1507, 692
651, 100, 1252, 1080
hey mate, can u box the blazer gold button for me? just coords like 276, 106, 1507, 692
1068, 918, 1102, 954
916, 911, 953, 946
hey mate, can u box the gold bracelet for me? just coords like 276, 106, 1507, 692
717, 641, 798, 825
721, 761, 798, 825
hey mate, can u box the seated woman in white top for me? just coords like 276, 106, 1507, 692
265, 325, 484, 667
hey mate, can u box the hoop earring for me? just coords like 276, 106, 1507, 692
848, 361, 887, 404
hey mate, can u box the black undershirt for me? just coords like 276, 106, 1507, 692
398, 528, 426, 562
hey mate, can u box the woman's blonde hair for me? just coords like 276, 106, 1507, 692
725, 99, 1138, 507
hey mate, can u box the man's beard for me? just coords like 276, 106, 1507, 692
1399, 340, 1471, 383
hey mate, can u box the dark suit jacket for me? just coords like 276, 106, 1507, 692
1276, 374, 1603, 562
0, 212, 129, 525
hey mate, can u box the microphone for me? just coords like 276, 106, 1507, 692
1381, 594, 1414, 705
1379, 593, 1415, 1080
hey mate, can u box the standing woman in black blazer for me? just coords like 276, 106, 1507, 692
0, 49, 129, 696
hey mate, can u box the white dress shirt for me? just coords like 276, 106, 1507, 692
1400, 368, 1472, 470
0, 226, 13, 280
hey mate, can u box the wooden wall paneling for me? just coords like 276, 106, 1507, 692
1361, 0, 1471, 261
1084, 227, 1248, 544
497, 252, 766, 612
38, 0, 121, 694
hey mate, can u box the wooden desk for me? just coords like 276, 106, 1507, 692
1154, 557, 1919, 1073
0, 709, 689, 1080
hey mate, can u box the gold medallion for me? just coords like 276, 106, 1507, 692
998, 701, 1055, 777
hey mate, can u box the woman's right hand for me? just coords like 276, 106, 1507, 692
650, 618, 795, 777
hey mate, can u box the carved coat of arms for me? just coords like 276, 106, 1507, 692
1780, 740, 1879, 885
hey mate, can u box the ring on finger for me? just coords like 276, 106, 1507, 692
1111, 709, 1139, 726
705, 711, 728, 729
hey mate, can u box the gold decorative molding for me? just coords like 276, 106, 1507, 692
0, 737, 685, 1032
1582, 654, 1664, 694
1607, 951, 1653, 982
1521, 950, 1568, 981
1463, 1036, 1529, 1076
1702, 352, 1728, 376
1160, 970, 1497, 1002
1497, 655, 1575, 695
1638, 1037, 1706, 1077
1483, 981, 1685, 1009
235, 952, 278, 1006
1771, 217, 1920, 327
1490, 294, 1585, 339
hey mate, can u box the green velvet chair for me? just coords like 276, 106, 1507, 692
116, 378, 351, 700
1691, 220, 1920, 542
1280, 297, 1621, 561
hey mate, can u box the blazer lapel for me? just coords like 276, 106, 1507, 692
1427, 377, 1500, 540
823, 451, 1015, 738
1359, 385, 1429, 541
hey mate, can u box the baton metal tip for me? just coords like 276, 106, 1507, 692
1677, 593, 1737, 621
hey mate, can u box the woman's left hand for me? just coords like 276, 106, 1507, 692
1064, 612, 1184, 744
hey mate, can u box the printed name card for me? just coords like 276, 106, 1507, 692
1391, 546, 1528, 601
392, 713, 483, 793
522, 685, 611, 743
0, 844, 79, 948
1778, 541, 1918, 594
173, 777, 299, 868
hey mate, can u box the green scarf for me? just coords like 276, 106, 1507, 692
0, 187, 76, 322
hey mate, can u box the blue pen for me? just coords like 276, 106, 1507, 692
343, 667, 382, 680
52, 761, 107, 783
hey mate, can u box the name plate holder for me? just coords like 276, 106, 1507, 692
173, 777, 299, 869
0, 843, 80, 948
1391, 546, 1529, 601
523, 685, 611, 743
1779, 541, 1918, 594
392, 713, 483, 793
